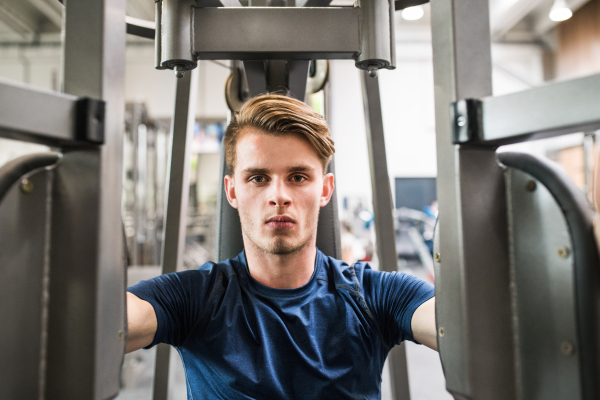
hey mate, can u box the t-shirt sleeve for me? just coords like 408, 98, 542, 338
127, 267, 219, 348
363, 269, 435, 346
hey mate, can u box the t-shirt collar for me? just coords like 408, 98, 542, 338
236, 248, 324, 298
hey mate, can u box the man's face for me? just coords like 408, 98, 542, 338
224, 128, 334, 255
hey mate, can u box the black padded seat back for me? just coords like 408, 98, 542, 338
215, 145, 342, 262
498, 151, 600, 400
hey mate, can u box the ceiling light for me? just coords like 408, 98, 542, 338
402, 5, 424, 21
549, 0, 573, 22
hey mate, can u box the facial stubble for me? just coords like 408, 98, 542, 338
238, 207, 321, 256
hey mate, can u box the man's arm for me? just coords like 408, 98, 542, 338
126, 292, 158, 353
411, 297, 437, 351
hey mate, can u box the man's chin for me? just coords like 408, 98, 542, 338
268, 242, 302, 255
260, 238, 309, 256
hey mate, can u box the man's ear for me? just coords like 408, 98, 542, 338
224, 175, 238, 209
320, 173, 335, 208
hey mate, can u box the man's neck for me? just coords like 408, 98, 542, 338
243, 240, 317, 289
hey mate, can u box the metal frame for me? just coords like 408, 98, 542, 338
155, 0, 397, 76
430, 0, 516, 398
0, 80, 105, 146
432, 0, 600, 399
0, 1, 126, 398
152, 66, 199, 400
0, 0, 128, 398
46, 0, 127, 398
193, 7, 361, 60
361, 70, 411, 400
452, 73, 600, 146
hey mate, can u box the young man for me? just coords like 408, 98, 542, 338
126, 94, 437, 399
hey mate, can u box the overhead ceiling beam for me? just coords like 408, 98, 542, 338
28, 0, 62, 29
127, 0, 155, 20
489, 0, 544, 40
0, 3, 38, 37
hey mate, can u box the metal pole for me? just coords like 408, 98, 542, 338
360, 71, 410, 400
153, 68, 199, 400
132, 104, 142, 266
430, 0, 516, 398
46, 0, 127, 398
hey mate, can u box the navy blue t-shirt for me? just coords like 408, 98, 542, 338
128, 249, 434, 399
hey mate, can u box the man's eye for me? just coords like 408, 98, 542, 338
251, 176, 266, 183
292, 175, 306, 182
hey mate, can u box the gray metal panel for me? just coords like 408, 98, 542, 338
430, 0, 516, 398
0, 80, 77, 144
153, 67, 199, 400
46, 150, 101, 399
360, 71, 410, 400
0, 168, 53, 400
481, 74, 600, 144
505, 167, 582, 400
46, 0, 127, 398
192, 7, 361, 60
499, 151, 600, 400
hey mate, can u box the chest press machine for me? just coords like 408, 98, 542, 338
0, 0, 599, 400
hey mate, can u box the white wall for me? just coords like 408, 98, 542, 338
0, 45, 62, 90
329, 41, 438, 209
125, 45, 230, 120
328, 29, 546, 209
0, 43, 230, 121
328, 60, 372, 203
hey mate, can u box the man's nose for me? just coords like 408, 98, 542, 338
268, 179, 292, 207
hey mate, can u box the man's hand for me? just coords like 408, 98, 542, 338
411, 297, 437, 351
126, 292, 158, 353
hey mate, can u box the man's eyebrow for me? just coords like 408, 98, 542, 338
241, 165, 316, 175
287, 165, 315, 173
241, 167, 269, 175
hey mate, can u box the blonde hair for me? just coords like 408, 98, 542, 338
224, 94, 335, 174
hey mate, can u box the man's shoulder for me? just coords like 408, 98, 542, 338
318, 251, 376, 289
136, 254, 244, 290
320, 252, 429, 293
197, 256, 240, 276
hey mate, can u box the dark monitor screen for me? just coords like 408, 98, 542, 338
394, 177, 437, 211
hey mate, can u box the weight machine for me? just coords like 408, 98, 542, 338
0, 0, 599, 400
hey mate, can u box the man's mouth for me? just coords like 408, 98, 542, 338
265, 215, 296, 229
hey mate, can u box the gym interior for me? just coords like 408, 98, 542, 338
1, 0, 599, 399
